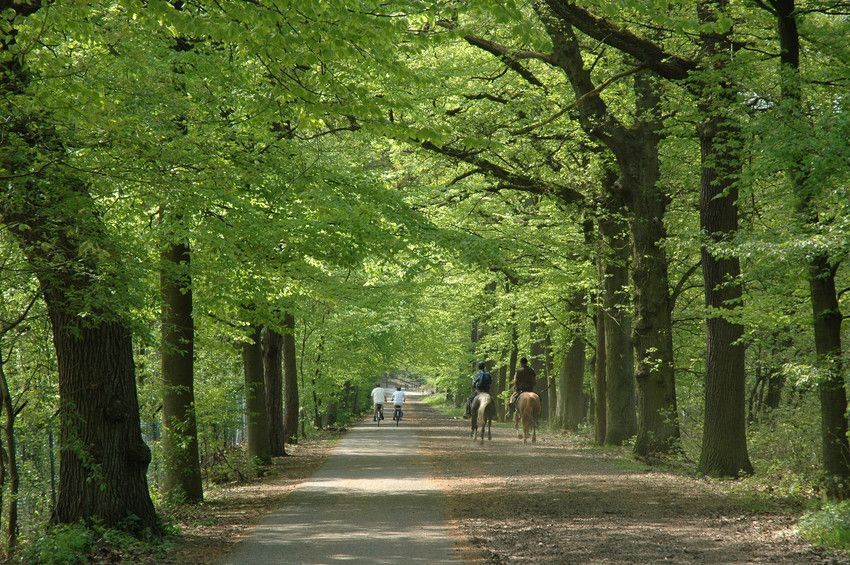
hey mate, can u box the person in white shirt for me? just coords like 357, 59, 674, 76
391, 386, 405, 407
370, 384, 386, 421
391, 386, 406, 422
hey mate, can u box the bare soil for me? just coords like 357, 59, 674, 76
160, 434, 339, 564
417, 404, 845, 564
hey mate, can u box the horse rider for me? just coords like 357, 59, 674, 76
464, 362, 492, 418
506, 357, 536, 421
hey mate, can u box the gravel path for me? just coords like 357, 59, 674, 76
419, 402, 840, 564
219, 395, 841, 564
219, 395, 462, 564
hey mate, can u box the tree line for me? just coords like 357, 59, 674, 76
0, 0, 848, 556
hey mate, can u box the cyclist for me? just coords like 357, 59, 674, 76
371, 383, 386, 421
391, 386, 406, 421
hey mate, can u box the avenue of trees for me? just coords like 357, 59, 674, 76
0, 0, 848, 555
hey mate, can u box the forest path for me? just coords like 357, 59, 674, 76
219, 393, 462, 564
220, 395, 836, 564
421, 402, 834, 564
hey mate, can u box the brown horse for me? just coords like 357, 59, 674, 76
471, 392, 495, 443
515, 392, 541, 443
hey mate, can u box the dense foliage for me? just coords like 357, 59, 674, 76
0, 0, 848, 557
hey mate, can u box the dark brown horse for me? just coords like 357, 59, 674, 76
471, 392, 495, 442
515, 392, 541, 443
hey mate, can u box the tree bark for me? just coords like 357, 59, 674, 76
0, 359, 19, 554
243, 326, 271, 465
531, 321, 550, 419
536, 10, 671, 450
594, 304, 607, 444
696, 0, 753, 477
773, 0, 850, 498
263, 327, 285, 457
282, 312, 299, 444
627, 74, 679, 457
160, 240, 202, 502
557, 294, 586, 430
598, 171, 637, 445
0, 0, 158, 531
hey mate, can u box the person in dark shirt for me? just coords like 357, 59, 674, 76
464, 362, 492, 418
506, 357, 536, 421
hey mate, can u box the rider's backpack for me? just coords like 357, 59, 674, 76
477, 371, 492, 390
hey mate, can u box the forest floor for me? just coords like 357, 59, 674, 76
420, 402, 842, 564
158, 399, 845, 564
158, 432, 342, 564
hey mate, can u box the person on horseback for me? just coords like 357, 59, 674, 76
464, 362, 492, 418
506, 357, 536, 421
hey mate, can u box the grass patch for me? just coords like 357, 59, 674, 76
798, 501, 850, 551
421, 393, 465, 418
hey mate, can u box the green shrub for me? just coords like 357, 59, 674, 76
799, 501, 850, 550
23, 523, 93, 565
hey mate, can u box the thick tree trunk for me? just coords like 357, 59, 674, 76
696, 0, 753, 477
160, 240, 202, 503
557, 294, 586, 430
282, 313, 299, 444
0, 1, 157, 531
263, 327, 285, 457
773, 0, 850, 498
538, 4, 676, 453
558, 336, 586, 430
625, 74, 679, 457
51, 314, 158, 528
598, 175, 637, 445
243, 326, 271, 465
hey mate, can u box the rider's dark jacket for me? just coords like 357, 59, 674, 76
513, 366, 536, 393
473, 370, 491, 392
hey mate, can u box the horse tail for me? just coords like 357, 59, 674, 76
478, 394, 491, 421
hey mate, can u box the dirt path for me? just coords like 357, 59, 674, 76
212, 396, 840, 564
219, 396, 461, 564
419, 402, 839, 564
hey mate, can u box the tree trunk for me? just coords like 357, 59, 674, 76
160, 240, 203, 502
243, 326, 271, 465
531, 322, 549, 419
773, 0, 850, 498
598, 171, 636, 445
695, 0, 753, 477
282, 312, 299, 444
559, 334, 586, 431
557, 294, 586, 430
545, 333, 556, 421
0, 359, 19, 554
626, 73, 680, 457
263, 327, 285, 457
594, 305, 607, 444
0, 2, 157, 531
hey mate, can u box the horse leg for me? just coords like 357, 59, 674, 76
487, 418, 492, 440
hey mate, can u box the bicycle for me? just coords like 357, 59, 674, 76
392, 405, 403, 427
373, 404, 384, 426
